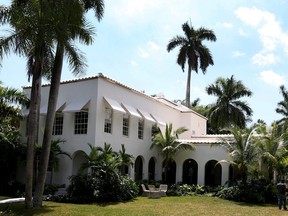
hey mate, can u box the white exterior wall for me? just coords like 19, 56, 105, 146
19, 75, 230, 187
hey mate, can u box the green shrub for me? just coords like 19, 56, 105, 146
217, 178, 277, 203
61, 173, 138, 204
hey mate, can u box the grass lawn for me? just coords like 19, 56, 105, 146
0, 196, 286, 216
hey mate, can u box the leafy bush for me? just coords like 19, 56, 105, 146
167, 183, 209, 196
217, 178, 277, 203
61, 173, 138, 204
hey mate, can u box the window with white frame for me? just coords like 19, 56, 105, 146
122, 113, 129, 136
138, 119, 144, 139
104, 107, 112, 133
52, 113, 64, 135
74, 111, 88, 134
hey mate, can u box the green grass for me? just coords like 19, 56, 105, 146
0, 196, 286, 216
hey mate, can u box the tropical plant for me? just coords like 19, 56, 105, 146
0, 82, 28, 195
150, 123, 194, 183
216, 127, 259, 183
276, 85, 288, 125
167, 21, 216, 107
206, 75, 253, 130
118, 144, 134, 175
35, 0, 104, 207
0, 0, 55, 208
256, 123, 288, 180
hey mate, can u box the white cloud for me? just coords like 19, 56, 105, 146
147, 41, 160, 51
259, 70, 285, 87
138, 48, 149, 58
217, 22, 233, 29
232, 51, 245, 57
131, 60, 138, 66
238, 28, 249, 37
235, 7, 288, 65
252, 52, 277, 66
137, 41, 161, 59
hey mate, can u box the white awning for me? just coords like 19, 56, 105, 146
104, 97, 126, 113
137, 109, 156, 123
151, 114, 166, 126
63, 99, 90, 112
56, 101, 66, 112
122, 103, 142, 118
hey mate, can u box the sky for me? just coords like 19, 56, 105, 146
1, 0, 288, 126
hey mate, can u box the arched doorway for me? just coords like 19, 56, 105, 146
162, 159, 176, 184
205, 160, 222, 186
134, 156, 143, 182
148, 157, 156, 181
72, 151, 87, 175
182, 159, 198, 185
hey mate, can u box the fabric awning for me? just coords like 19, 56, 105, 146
151, 114, 166, 126
137, 109, 156, 123
63, 99, 90, 112
104, 97, 126, 113
122, 103, 142, 118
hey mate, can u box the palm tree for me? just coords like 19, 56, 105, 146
216, 127, 259, 183
118, 144, 134, 175
34, 0, 104, 207
150, 123, 194, 183
0, 82, 29, 194
0, 1, 55, 208
167, 21, 217, 107
256, 124, 288, 181
206, 75, 253, 130
276, 85, 288, 125
0, 81, 29, 122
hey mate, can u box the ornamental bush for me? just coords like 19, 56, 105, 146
217, 178, 277, 203
58, 173, 138, 204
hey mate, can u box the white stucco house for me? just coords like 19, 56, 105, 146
20, 73, 233, 187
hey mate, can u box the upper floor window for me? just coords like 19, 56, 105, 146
122, 114, 129, 136
104, 108, 112, 133
138, 119, 144, 139
52, 113, 64, 135
74, 111, 88, 134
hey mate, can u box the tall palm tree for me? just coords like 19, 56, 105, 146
0, 1, 54, 208
150, 123, 194, 183
276, 85, 288, 125
33, 0, 100, 207
206, 75, 253, 130
216, 127, 259, 183
167, 21, 216, 107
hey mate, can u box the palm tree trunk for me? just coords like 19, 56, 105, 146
33, 44, 64, 208
25, 61, 42, 209
185, 65, 192, 107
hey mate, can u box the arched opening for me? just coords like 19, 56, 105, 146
134, 156, 143, 182
162, 159, 176, 184
72, 151, 87, 175
148, 157, 156, 181
205, 160, 222, 186
182, 159, 198, 185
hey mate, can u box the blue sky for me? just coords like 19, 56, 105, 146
1, 0, 288, 125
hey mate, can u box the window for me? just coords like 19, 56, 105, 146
74, 111, 88, 134
122, 114, 129, 136
138, 119, 144, 139
104, 108, 112, 133
52, 113, 64, 135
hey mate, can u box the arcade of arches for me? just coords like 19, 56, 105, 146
133, 156, 233, 185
